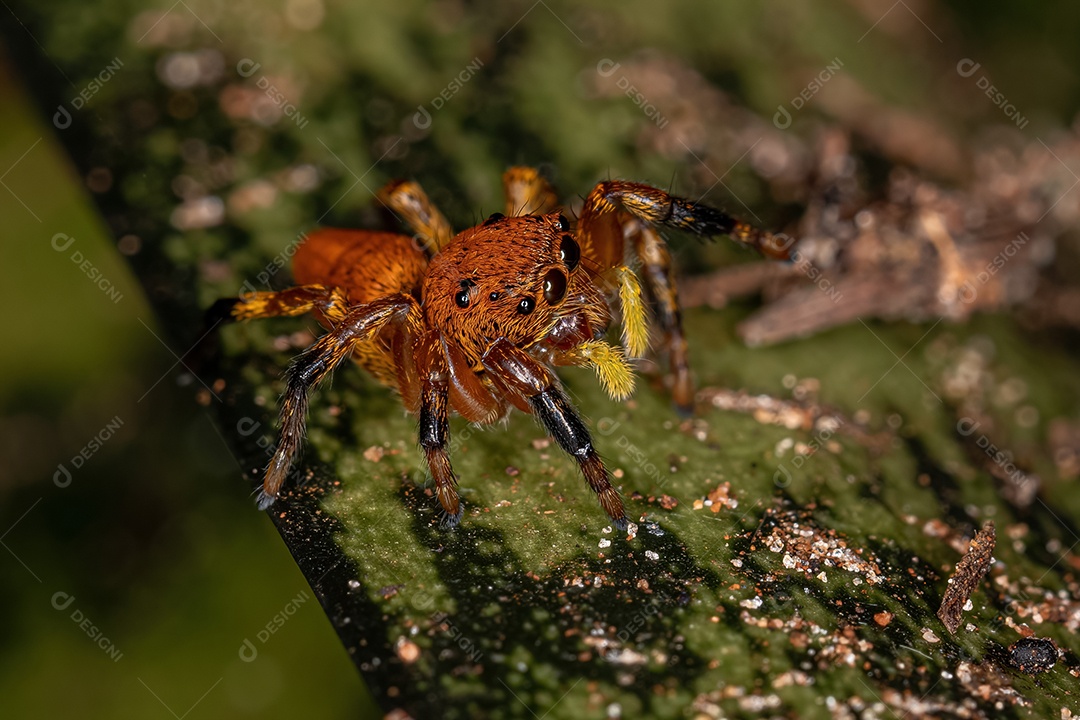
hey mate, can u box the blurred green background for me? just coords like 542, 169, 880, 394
0, 64, 375, 716
2, 1, 1079, 718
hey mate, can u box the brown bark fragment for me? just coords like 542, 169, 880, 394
937, 520, 996, 633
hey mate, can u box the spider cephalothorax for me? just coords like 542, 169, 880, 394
423, 213, 609, 369
212, 167, 790, 528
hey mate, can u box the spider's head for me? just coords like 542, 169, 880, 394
422, 212, 608, 367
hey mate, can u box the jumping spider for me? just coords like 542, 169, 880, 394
212, 167, 790, 528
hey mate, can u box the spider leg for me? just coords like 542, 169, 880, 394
549, 340, 635, 401
612, 264, 649, 358
415, 330, 464, 527
502, 166, 560, 216
482, 338, 627, 529
577, 180, 793, 260
377, 179, 454, 255
631, 223, 694, 414
575, 181, 793, 413
208, 284, 350, 326
259, 294, 417, 507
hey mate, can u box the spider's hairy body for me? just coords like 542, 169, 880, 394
423, 214, 610, 369
213, 167, 790, 528
291, 229, 426, 386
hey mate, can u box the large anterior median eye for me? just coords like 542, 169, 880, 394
559, 235, 580, 270
543, 269, 567, 305
455, 279, 474, 308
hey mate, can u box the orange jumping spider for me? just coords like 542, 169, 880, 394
211, 167, 790, 528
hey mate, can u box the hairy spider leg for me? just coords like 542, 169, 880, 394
611, 264, 649, 358
258, 294, 420, 508
377, 179, 454, 256
578, 180, 793, 261
576, 180, 794, 411
218, 229, 429, 393
387, 313, 506, 426
213, 228, 431, 506
502, 166, 560, 217
497, 168, 641, 397
293, 228, 428, 388
208, 285, 351, 326
548, 184, 649, 364
547, 340, 635, 401
414, 329, 465, 527
482, 338, 627, 529
631, 222, 694, 413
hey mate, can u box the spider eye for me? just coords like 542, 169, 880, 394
489, 291, 500, 301
455, 290, 470, 308
483, 212, 505, 226
517, 296, 535, 315
557, 214, 571, 233
543, 269, 567, 305
559, 235, 580, 270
